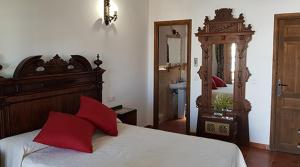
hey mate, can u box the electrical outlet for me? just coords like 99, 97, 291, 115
108, 96, 116, 102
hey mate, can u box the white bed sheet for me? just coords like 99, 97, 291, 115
0, 120, 123, 167
20, 124, 246, 167
212, 84, 234, 96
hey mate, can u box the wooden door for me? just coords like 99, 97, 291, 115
272, 13, 300, 154
153, 20, 192, 134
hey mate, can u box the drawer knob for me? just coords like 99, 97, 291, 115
298, 129, 300, 134
297, 144, 300, 149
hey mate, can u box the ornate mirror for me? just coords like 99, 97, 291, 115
195, 8, 255, 146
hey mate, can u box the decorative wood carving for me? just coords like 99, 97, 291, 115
198, 66, 207, 81
197, 8, 253, 35
13, 54, 93, 78
244, 67, 252, 82
196, 95, 202, 108
195, 8, 255, 146
0, 64, 2, 78
0, 55, 104, 139
93, 54, 105, 101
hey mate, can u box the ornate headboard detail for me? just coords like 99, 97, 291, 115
0, 64, 3, 79
0, 55, 105, 139
13, 54, 93, 78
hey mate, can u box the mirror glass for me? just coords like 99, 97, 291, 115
167, 37, 182, 64
158, 27, 187, 71
211, 43, 236, 112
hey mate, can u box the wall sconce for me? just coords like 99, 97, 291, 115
104, 0, 118, 25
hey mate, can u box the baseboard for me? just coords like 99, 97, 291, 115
250, 142, 269, 150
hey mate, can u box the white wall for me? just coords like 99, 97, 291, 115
147, 0, 300, 144
0, 0, 149, 126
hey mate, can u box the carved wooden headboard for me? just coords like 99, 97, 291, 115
0, 54, 105, 139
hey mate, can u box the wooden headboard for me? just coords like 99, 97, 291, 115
0, 55, 105, 139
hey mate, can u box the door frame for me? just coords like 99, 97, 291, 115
153, 19, 192, 134
270, 13, 300, 151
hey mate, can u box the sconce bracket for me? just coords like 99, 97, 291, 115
104, 0, 118, 26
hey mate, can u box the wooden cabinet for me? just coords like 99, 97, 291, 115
113, 105, 137, 125
199, 113, 238, 144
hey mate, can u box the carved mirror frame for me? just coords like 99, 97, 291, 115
195, 8, 255, 146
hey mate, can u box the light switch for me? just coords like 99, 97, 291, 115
108, 96, 116, 102
194, 58, 198, 67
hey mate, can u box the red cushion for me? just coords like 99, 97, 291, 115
212, 79, 217, 90
212, 76, 227, 87
76, 96, 118, 136
34, 112, 95, 153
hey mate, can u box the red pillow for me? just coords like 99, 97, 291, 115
34, 112, 95, 153
212, 79, 217, 90
212, 76, 227, 87
76, 96, 118, 136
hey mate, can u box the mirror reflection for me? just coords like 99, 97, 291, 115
211, 43, 236, 113
167, 37, 181, 65
159, 28, 187, 70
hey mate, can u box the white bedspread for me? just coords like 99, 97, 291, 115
22, 124, 245, 167
0, 130, 48, 167
212, 84, 234, 96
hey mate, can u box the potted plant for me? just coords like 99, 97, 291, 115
212, 94, 233, 117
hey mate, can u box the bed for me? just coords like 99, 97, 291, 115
212, 84, 234, 97
0, 55, 246, 167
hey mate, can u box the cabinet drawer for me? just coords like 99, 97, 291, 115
199, 114, 238, 144
205, 121, 230, 136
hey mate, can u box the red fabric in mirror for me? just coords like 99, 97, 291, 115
212, 76, 227, 87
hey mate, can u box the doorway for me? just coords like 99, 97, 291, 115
271, 13, 300, 154
153, 20, 192, 134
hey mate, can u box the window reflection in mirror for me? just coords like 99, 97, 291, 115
211, 43, 236, 112
231, 43, 236, 83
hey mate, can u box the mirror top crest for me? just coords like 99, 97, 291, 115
195, 8, 255, 36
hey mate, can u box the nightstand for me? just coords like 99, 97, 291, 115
199, 113, 238, 144
112, 105, 137, 125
